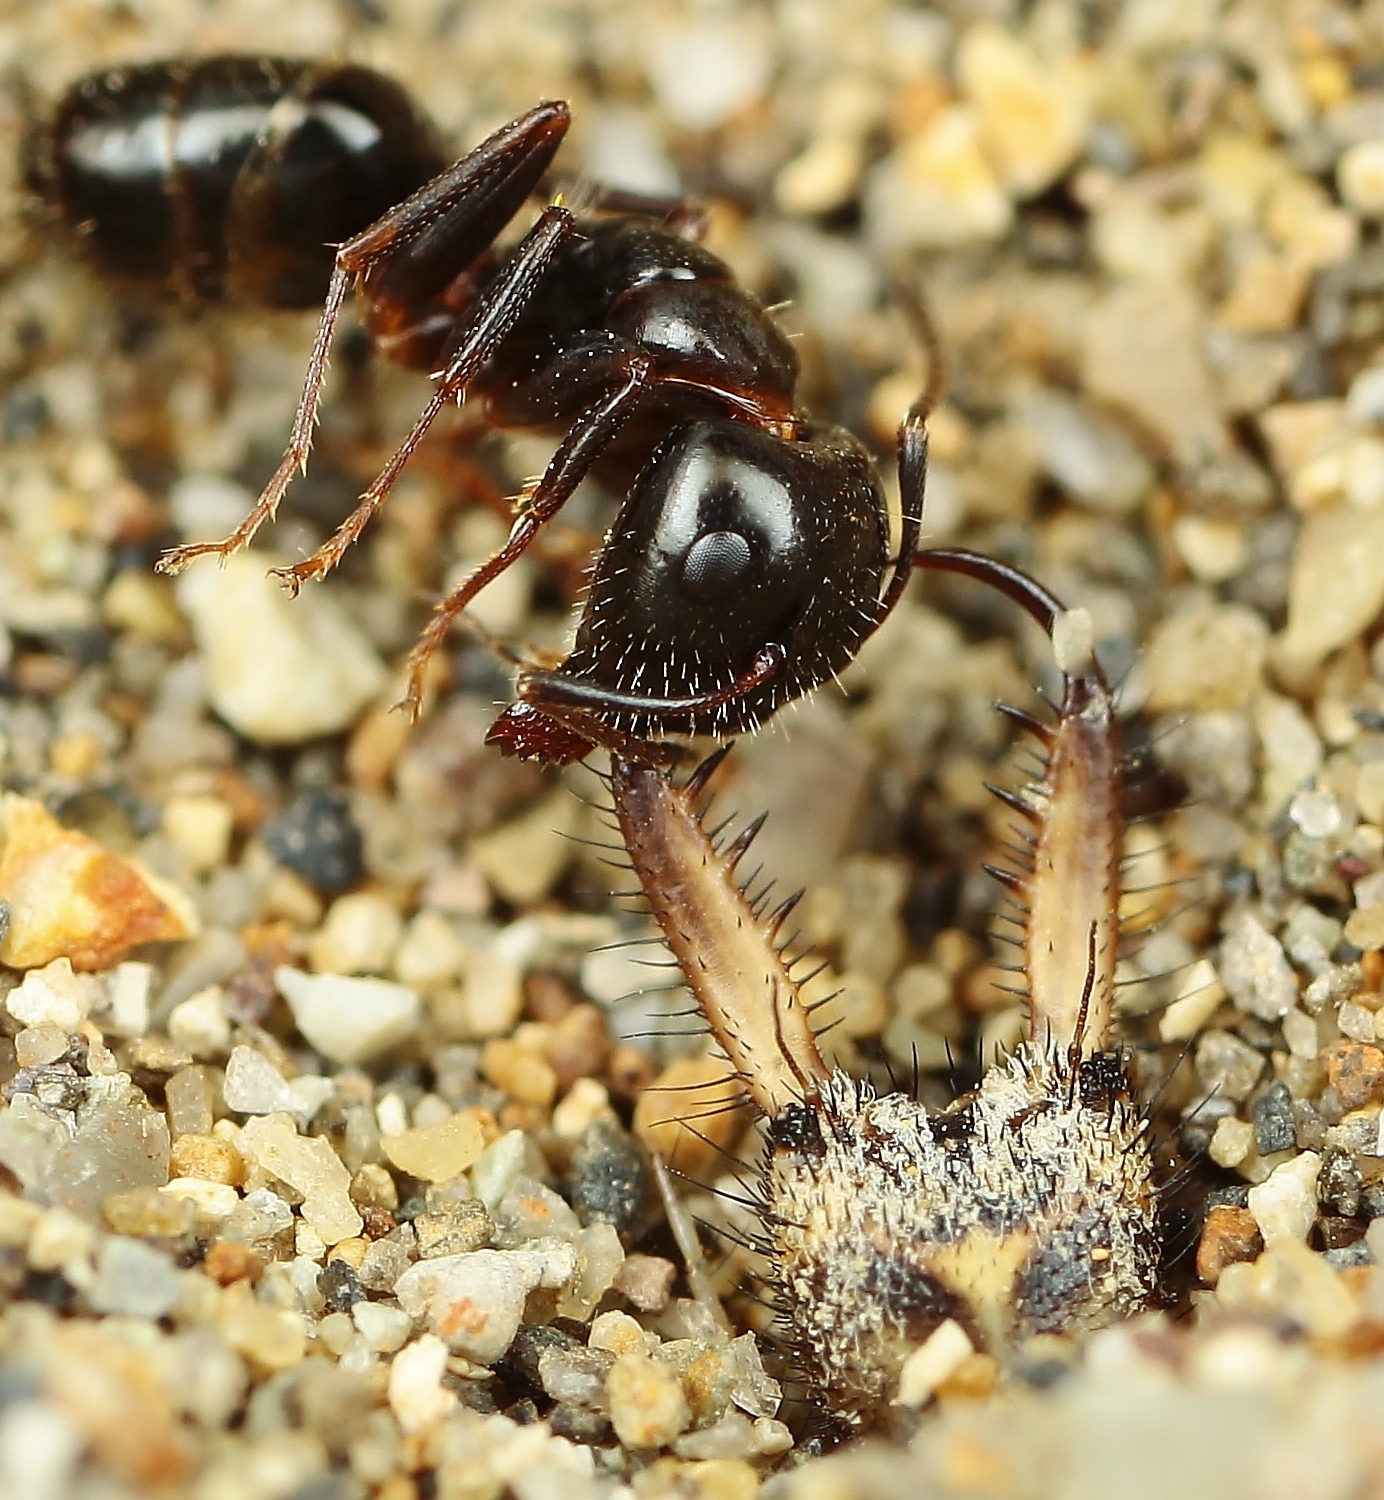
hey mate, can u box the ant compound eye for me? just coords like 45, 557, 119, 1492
681, 529, 753, 597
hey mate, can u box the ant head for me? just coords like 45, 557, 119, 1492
496, 417, 890, 755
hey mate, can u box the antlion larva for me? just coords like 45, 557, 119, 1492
609, 560, 1159, 1427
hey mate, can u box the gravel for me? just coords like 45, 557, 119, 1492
7, 0, 1384, 1495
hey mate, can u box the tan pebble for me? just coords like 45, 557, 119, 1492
955, 23, 1090, 197
28, 1207, 96, 1272
468, 790, 578, 907
218, 1280, 306, 1371
1218, 1240, 1357, 1340
633, 1054, 751, 1177
1345, 904, 1384, 952
309, 891, 403, 976
351, 1163, 400, 1211
774, 136, 863, 217
1339, 140, 1384, 218
865, 107, 1011, 253
613, 1254, 677, 1313
679, 1459, 759, 1500
546, 1002, 611, 1092
1281, 503, 1384, 669
895, 1319, 974, 1406
260, 867, 324, 927
327, 1236, 371, 1270
382, 1112, 486, 1182
607, 1350, 691, 1449
608, 1043, 657, 1101
832, 971, 889, 1038
49, 729, 104, 780
394, 909, 467, 989
461, 945, 525, 1038
1196, 1204, 1263, 1285
1159, 958, 1228, 1043
482, 1037, 558, 1108
1263, 176, 1358, 269
1328, 1042, 1384, 1110
101, 569, 187, 643
162, 794, 234, 875
347, 700, 413, 790
1143, 604, 1268, 712
0, 793, 198, 970
103, 1187, 194, 1239
1357, 763, 1384, 827
165, 1064, 217, 1136
170, 1134, 246, 1186
202, 1241, 264, 1285
1208, 1115, 1254, 1169
1258, 400, 1350, 502
1081, 284, 1228, 468
0, 1194, 41, 1249
552, 1077, 615, 1139
43, 1322, 192, 1489
590, 1309, 651, 1357
1172, 515, 1247, 583
939, 1351, 1000, 1401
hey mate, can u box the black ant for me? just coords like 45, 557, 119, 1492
26, 56, 448, 308
36, 70, 939, 763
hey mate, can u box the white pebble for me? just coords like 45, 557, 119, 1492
0, 1400, 82, 1500
1247, 1151, 1321, 1246
275, 965, 420, 1066
643, 17, 772, 131
389, 1335, 457, 1434
352, 1300, 414, 1353
6, 958, 93, 1030
89, 1236, 181, 1318
167, 984, 232, 1059
176, 553, 385, 745
394, 1245, 576, 1363
161, 1178, 240, 1218
894, 1319, 974, 1406
1339, 139, 1384, 218
222, 1045, 300, 1116
308, 892, 403, 976
1220, 912, 1297, 1022
98, 961, 154, 1039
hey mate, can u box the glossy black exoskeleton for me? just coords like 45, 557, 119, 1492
28, 56, 448, 307
128, 94, 940, 759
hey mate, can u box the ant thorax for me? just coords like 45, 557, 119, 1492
608, 599, 1161, 1427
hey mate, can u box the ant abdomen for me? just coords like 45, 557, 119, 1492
27, 56, 446, 307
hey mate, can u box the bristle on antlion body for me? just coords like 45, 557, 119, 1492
609, 560, 1158, 1427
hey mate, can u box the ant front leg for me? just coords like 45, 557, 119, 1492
485, 644, 789, 765
157, 102, 570, 575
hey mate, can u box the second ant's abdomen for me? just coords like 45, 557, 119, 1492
31, 56, 445, 306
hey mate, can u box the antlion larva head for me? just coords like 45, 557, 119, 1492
608, 556, 1160, 1428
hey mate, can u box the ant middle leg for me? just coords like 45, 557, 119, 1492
397, 346, 660, 716
157, 102, 571, 575
270, 202, 577, 592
